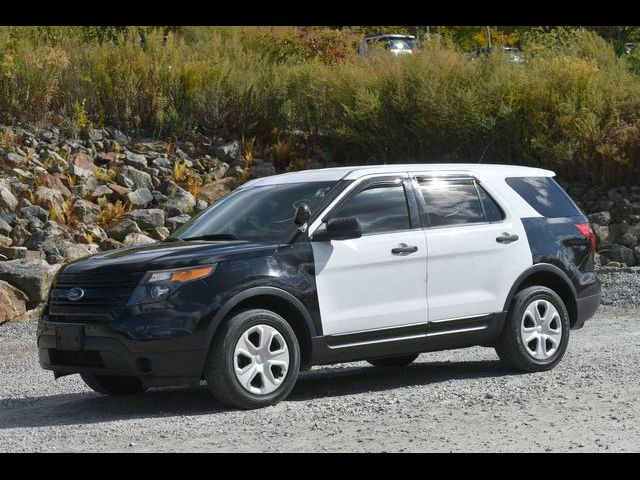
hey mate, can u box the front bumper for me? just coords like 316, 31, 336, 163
38, 321, 208, 388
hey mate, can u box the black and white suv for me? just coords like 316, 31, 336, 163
38, 164, 601, 409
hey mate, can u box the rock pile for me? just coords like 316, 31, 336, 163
0, 124, 279, 322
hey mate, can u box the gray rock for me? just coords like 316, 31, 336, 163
0, 186, 18, 211
0, 245, 28, 260
123, 232, 155, 247
24, 221, 70, 251
124, 151, 148, 169
91, 184, 114, 199
106, 219, 141, 242
212, 140, 241, 163
72, 199, 100, 224
20, 205, 48, 224
0, 258, 61, 303
619, 232, 638, 248
635, 246, 640, 265
251, 159, 275, 178
64, 243, 100, 261
34, 186, 63, 210
0, 217, 12, 236
165, 214, 191, 230
127, 188, 153, 208
6, 152, 25, 165
118, 166, 153, 191
588, 211, 612, 226
608, 244, 636, 267
124, 209, 165, 230
160, 189, 196, 216
211, 161, 229, 180
149, 226, 170, 241
152, 157, 172, 170
196, 200, 208, 211
0, 234, 12, 247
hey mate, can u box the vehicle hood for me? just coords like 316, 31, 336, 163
61, 240, 278, 275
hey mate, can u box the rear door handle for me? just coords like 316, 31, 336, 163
391, 244, 419, 255
496, 233, 519, 244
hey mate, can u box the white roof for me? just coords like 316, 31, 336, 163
241, 163, 555, 187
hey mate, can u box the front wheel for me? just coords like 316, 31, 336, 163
205, 309, 301, 409
81, 374, 146, 395
495, 286, 570, 372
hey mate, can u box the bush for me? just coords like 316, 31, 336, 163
1, 26, 640, 185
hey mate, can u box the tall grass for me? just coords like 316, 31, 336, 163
1, 26, 640, 185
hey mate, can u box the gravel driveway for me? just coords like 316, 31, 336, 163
1, 273, 639, 452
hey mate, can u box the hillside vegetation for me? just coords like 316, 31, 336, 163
2, 26, 640, 186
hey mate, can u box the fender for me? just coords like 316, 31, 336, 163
502, 263, 577, 312
202, 286, 318, 349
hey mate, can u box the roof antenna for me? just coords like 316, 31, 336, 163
479, 140, 492, 163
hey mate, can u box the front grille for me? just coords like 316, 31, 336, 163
49, 349, 104, 368
47, 272, 144, 323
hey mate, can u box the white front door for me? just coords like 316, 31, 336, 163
412, 174, 532, 321
310, 178, 428, 336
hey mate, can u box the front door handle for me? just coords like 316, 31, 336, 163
496, 233, 519, 244
391, 244, 419, 255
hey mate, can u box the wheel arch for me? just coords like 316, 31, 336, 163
503, 264, 578, 327
204, 287, 317, 369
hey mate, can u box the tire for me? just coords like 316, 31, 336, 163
495, 286, 570, 372
81, 374, 146, 395
205, 309, 301, 410
367, 354, 418, 368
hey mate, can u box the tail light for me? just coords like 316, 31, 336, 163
575, 222, 597, 253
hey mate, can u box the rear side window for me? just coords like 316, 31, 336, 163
334, 183, 410, 235
506, 177, 580, 218
417, 178, 503, 227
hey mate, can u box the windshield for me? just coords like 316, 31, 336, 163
171, 181, 337, 243
387, 39, 414, 50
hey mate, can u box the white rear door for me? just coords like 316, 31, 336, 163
411, 174, 531, 321
310, 176, 428, 335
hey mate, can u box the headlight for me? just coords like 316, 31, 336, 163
127, 264, 216, 305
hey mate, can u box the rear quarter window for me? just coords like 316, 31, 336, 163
506, 177, 581, 218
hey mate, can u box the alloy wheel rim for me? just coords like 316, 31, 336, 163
520, 299, 562, 360
233, 324, 290, 395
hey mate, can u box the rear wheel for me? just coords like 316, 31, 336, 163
81, 374, 146, 395
367, 354, 418, 368
495, 286, 570, 372
205, 309, 300, 409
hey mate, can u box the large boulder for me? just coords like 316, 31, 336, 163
34, 186, 64, 210
72, 199, 100, 225
106, 218, 141, 242
200, 178, 235, 203
588, 211, 612, 226
124, 209, 165, 230
0, 186, 18, 211
160, 188, 196, 216
127, 188, 153, 208
123, 232, 155, 247
117, 165, 153, 191
608, 244, 636, 266
250, 159, 275, 178
0, 259, 61, 304
211, 140, 241, 163
0, 280, 28, 323
165, 214, 191, 231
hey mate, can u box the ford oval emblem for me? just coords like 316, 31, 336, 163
67, 287, 85, 302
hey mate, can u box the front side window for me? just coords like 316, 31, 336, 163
333, 182, 411, 235
417, 178, 502, 227
172, 181, 337, 243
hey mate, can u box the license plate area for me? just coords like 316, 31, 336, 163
55, 325, 85, 351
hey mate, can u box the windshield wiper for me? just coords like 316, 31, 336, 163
179, 234, 240, 241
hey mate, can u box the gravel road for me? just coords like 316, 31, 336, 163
1, 274, 640, 452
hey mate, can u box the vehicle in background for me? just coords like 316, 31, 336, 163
358, 34, 416, 57
624, 42, 638, 55
470, 46, 525, 65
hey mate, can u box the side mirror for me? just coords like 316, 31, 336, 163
312, 217, 363, 241
294, 203, 311, 226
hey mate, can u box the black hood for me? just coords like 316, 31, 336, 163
61, 240, 278, 275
